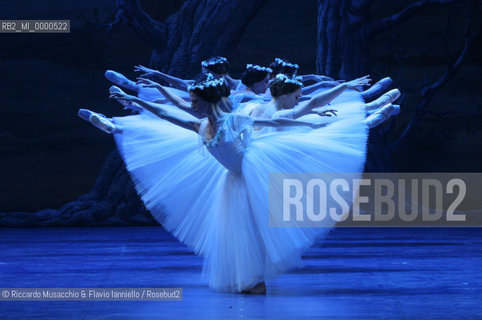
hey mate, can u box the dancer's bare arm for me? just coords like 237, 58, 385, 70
240, 115, 328, 129
292, 75, 371, 119
110, 92, 200, 132
136, 78, 194, 111
300, 74, 334, 82
302, 80, 341, 95
134, 65, 194, 91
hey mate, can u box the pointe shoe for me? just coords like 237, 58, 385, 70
376, 104, 400, 117
78, 108, 94, 121
384, 89, 401, 102
78, 109, 116, 134
388, 104, 400, 116
370, 103, 400, 117
364, 104, 400, 128
361, 77, 393, 100
105, 70, 139, 92
109, 85, 123, 95
241, 282, 266, 295
78, 108, 108, 121
110, 85, 143, 112
365, 88, 401, 112
90, 113, 117, 134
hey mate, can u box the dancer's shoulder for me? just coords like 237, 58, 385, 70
272, 109, 294, 119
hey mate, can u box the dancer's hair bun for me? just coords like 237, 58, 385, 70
269, 74, 303, 97
201, 56, 229, 75
188, 73, 230, 103
269, 58, 299, 76
241, 64, 272, 87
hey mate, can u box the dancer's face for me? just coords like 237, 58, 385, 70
279, 88, 302, 109
250, 74, 270, 95
190, 92, 211, 115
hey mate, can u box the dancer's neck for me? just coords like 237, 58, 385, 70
224, 75, 237, 90
206, 102, 228, 132
218, 97, 232, 113
272, 98, 284, 111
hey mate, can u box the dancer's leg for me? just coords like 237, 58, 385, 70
364, 104, 400, 128
361, 77, 393, 100
365, 89, 401, 114
105, 70, 140, 93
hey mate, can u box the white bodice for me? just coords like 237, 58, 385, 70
201, 115, 252, 175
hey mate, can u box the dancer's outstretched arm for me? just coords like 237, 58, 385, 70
300, 74, 334, 82
136, 78, 189, 108
302, 80, 341, 95
110, 92, 200, 132
134, 65, 194, 91
136, 78, 201, 118
241, 115, 328, 129
292, 75, 371, 119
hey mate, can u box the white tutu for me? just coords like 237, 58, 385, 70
112, 90, 368, 293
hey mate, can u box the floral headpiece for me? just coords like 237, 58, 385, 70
188, 73, 226, 91
246, 64, 273, 73
274, 58, 299, 69
275, 73, 303, 86
201, 57, 228, 68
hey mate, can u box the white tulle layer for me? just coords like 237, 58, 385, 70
112, 92, 368, 293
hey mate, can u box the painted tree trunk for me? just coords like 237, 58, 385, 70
151, 0, 269, 77
316, 0, 372, 79
0, 0, 268, 227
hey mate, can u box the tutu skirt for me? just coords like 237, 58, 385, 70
112, 91, 368, 292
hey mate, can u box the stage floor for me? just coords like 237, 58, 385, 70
0, 227, 481, 319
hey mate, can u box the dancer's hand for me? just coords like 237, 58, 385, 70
136, 77, 162, 90
109, 92, 137, 103
314, 108, 338, 117
134, 65, 159, 78
345, 75, 371, 91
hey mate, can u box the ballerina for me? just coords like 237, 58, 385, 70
241, 74, 400, 134
132, 57, 334, 102
267, 57, 395, 103
106, 56, 232, 94
230, 60, 347, 106
240, 64, 272, 95
227, 64, 274, 106
132, 72, 400, 145
133, 56, 246, 92
104, 56, 241, 107
78, 72, 372, 294
268, 57, 299, 78
107, 66, 399, 138
132, 74, 232, 118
